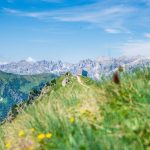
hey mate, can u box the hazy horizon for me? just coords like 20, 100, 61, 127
0, 55, 150, 65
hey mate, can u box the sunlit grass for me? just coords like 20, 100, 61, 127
0, 69, 150, 150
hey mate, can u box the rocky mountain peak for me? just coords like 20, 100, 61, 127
0, 55, 150, 79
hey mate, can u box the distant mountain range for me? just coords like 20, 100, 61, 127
0, 55, 150, 79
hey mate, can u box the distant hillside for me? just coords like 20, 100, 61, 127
0, 56, 150, 79
0, 71, 57, 122
0, 69, 150, 149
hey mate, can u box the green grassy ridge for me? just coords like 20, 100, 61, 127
0, 70, 150, 150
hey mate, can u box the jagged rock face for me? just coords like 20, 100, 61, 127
0, 55, 150, 79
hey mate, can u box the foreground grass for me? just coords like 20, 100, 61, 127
1, 69, 150, 150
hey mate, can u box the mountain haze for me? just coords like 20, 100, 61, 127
0, 56, 150, 79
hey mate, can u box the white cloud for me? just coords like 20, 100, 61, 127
4, 8, 19, 14
105, 28, 121, 34
3, 8, 49, 18
104, 27, 131, 34
26, 57, 36, 63
2, 4, 135, 32
120, 40, 150, 56
53, 6, 134, 23
3, 0, 150, 37
144, 33, 150, 38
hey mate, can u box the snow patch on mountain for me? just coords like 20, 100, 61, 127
0, 61, 8, 65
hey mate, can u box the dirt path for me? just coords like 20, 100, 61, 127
76, 75, 89, 88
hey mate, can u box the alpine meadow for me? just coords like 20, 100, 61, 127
1, 0, 150, 150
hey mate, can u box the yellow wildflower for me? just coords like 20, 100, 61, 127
31, 128, 35, 133
5, 142, 11, 149
18, 130, 25, 137
69, 117, 75, 123
46, 133, 52, 139
29, 145, 34, 150
37, 133, 45, 140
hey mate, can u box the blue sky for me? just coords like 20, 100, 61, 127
1, 0, 150, 62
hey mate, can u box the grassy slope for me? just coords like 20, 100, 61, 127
0, 71, 57, 121
0, 69, 150, 150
